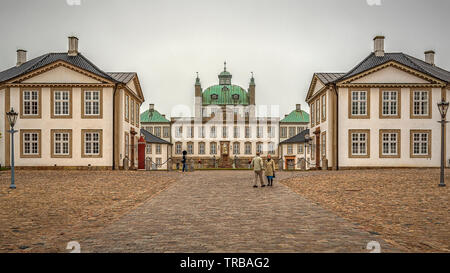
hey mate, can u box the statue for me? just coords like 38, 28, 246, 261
222, 143, 228, 155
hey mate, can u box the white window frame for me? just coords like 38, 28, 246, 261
245, 143, 252, 154
175, 143, 182, 154
412, 132, 430, 156
351, 132, 368, 156
413, 90, 429, 116
351, 90, 368, 116
199, 142, 205, 154
54, 90, 70, 116
233, 142, 240, 154
156, 144, 161, 154
84, 90, 100, 116
54, 132, 70, 155
23, 90, 39, 116
382, 90, 398, 116
381, 132, 399, 156
234, 126, 240, 138
23, 132, 39, 155
210, 142, 217, 155
84, 131, 100, 156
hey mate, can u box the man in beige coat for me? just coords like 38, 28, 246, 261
251, 152, 265, 188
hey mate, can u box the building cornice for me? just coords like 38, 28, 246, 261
1, 83, 115, 89
336, 83, 445, 88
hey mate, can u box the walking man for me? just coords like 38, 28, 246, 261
251, 152, 265, 188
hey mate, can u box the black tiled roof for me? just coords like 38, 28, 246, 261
0, 52, 117, 83
316, 73, 345, 84
280, 129, 310, 144
140, 129, 171, 144
107, 72, 136, 83
339, 53, 450, 83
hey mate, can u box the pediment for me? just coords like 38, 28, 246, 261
350, 65, 431, 84
16, 62, 106, 84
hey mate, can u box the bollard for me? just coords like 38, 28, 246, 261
322, 158, 328, 170
123, 157, 129, 170
145, 158, 151, 171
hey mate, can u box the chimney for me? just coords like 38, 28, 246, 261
296, 104, 301, 112
16, 49, 27, 66
162, 114, 166, 119
373, 36, 385, 57
424, 50, 435, 65
68, 36, 79, 56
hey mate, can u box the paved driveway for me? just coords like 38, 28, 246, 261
83, 171, 396, 252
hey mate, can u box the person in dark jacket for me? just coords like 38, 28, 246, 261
182, 150, 187, 172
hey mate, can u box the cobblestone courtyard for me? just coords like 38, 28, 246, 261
3, 169, 446, 253
82, 171, 395, 253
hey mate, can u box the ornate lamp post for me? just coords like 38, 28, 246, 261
437, 99, 449, 187
304, 134, 313, 169
6, 108, 18, 189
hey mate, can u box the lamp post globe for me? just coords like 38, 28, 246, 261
6, 108, 18, 189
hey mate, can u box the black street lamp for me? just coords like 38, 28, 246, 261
437, 99, 449, 187
6, 108, 18, 189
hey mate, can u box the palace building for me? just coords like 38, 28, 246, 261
141, 64, 307, 169
0, 37, 145, 169
306, 36, 450, 169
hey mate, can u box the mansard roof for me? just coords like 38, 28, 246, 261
279, 129, 310, 144
0, 52, 116, 83
280, 110, 310, 123
339, 52, 450, 83
140, 129, 171, 144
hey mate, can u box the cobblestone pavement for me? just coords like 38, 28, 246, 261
82, 171, 397, 252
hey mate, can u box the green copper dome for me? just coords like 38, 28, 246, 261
202, 84, 249, 105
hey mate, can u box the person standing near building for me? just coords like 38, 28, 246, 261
182, 150, 187, 172
264, 155, 276, 186
251, 152, 265, 188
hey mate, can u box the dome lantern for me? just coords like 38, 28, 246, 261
218, 61, 232, 85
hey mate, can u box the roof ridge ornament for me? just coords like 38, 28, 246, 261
224, 61, 227, 72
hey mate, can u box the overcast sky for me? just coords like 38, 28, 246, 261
1, 0, 449, 117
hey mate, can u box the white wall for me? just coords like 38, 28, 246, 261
280, 142, 309, 169
170, 121, 280, 157
338, 87, 442, 167
11, 86, 114, 167
145, 143, 169, 170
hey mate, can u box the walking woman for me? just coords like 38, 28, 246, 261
265, 155, 276, 186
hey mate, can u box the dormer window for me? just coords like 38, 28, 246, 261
232, 94, 240, 103
211, 94, 218, 100
222, 86, 229, 92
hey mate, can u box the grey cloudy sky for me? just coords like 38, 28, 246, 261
1, 0, 449, 117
